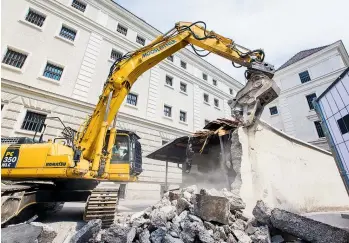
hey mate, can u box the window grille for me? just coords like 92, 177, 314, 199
43, 63, 63, 81
25, 9, 46, 27
337, 114, 349, 135
213, 79, 217, 86
111, 49, 122, 61
180, 61, 187, 69
167, 55, 173, 62
180, 82, 187, 92
269, 106, 278, 115
180, 111, 187, 122
164, 105, 172, 117
306, 93, 317, 110
204, 94, 209, 103
126, 93, 138, 106
214, 98, 219, 107
203, 73, 207, 80
117, 24, 128, 36
299, 70, 311, 83
166, 75, 173, 86
71, 0, 86, 12
59, 26, 76, 41
2, 49, 27, 69
314, 121, 325, 138
21, 111, 46, 132
136, 35, 145, 46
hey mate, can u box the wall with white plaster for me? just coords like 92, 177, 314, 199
239, 121, 349, 216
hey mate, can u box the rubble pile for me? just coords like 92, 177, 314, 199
70, 185, 349, 243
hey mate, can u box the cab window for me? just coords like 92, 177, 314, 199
111, 135, 130, 163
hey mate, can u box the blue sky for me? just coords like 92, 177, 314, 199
115, 0, 349, 83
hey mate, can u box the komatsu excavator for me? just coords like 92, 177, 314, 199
1, 21, 279, 227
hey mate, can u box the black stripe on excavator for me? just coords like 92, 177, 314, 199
1, 144, 21, 168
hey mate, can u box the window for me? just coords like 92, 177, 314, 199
162, 140, 168, 145
214, 98, 219, 107
21, 111, 47, 132
204, 120, 210, 126
2, 49, 27, 69
111, 49, 122, 61
167, 55, 174, 62
136, 35, 145, 46
180, 61, 187, 69
126, 93, 138, 106
164, 105, 172, 117
165, 75, 173, 86
25, 9, 46, 27
229, 88, 233, 95
180, 82, 187, 93
117, 24, 128, 36
269, 106, 278, 115
43, 63, 64, 81
314, 121, 325, 138
71, 0, 86, 12
203, 73, 207, 81
306, 93, 317, 110
337, 114, 349, 135
180, 111, 187, 122
299, 70, 311, 83
203, 93, 209, 103
59, 26, 77, 41
213, 79, 217, 86
1, 104, 4, 110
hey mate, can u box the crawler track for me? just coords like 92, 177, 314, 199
83, 187, 119, 228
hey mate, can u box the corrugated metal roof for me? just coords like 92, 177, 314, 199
277, 45, 329, 71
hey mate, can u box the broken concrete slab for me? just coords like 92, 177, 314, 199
232, 229, 252, 243
193, 194, 230, 224
30, 222, 57, 243
176, 198, 190, 215
69, 219, 102, 243
271, 208, 349, 243
139, 229, 151, 243
252, 200, 272, 226
1, 224, 43, 243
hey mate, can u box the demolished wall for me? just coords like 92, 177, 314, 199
239, 120, 349, 215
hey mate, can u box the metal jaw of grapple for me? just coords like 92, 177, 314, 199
228, 64, 280, 127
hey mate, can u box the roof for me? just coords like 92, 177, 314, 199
146, 118, 240, 163
317, 67, 349, 101
277, 45, 329, 71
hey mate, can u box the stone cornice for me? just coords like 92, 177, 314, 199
1, 79, 192, 135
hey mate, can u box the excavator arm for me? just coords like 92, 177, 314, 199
76, 21, 280, 172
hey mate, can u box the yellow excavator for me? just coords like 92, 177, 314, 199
1, 21, 279, 227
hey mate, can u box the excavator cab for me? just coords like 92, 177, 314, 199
105, 130, 142, 181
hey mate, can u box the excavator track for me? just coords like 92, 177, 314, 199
83, 187, 119, 228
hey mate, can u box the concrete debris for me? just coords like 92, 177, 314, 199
61, 186, 349, 243
252, 200, 272, 226
69, 219, 102, 243
193, 194, 230, 224
270, 208, 349, 243
249, 225, 271, 243
30, 222, 57, 243
270, 235, 284, 243
1, 223, 43, 243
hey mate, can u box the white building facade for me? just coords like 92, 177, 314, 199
261, 41, 349, 150
1, 0, 242, 198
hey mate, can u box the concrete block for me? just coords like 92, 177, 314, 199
193, 194, 230, 224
